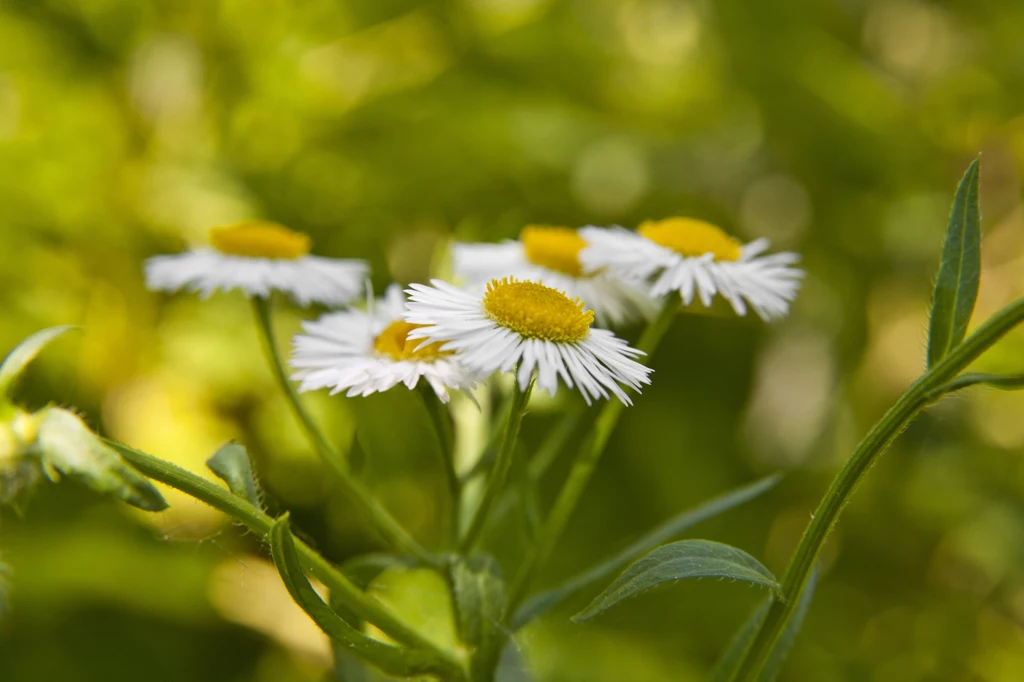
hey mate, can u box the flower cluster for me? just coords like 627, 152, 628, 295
143, 218, 803, 405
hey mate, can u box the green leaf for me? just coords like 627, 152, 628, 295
572, 540, 780, 623
35, 407, 167, 511
927, 157, 982, 367
0, 326, 78, 399
449, 555, 507, 680
341, 554, 423, 591
268, 515, 455, 679
206, 442, 263, 509
512, 475, 780, 629
934, 371, 1024, 397
710, 567, 819, 682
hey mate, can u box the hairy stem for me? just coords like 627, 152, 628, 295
460, 376, 535, 552
250, 297, 436, 566
110, 440, 461, 674
417, 382, 460, 545
507, 297, 678, 613
731, 296, 1024, 681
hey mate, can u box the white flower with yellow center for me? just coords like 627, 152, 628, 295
453, 225, 659, 327
144, 221, 368, 306
290, 285, 478, 402
580, 218, 803, 321
404, 277, 652, 405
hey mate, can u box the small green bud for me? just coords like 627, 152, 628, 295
35, 407, 167, 511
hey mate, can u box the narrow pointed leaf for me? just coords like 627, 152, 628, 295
934, 371, 1024, 397
710, 567, 819, 682
449, 555, 507, 680
927, 158, 982, 367
36, 407, 167, 511
268, 516, 458, 680
573, 540, 779, 623
512, 475, 780, 629
206, 442, 263, 509
0, 326, 78, 398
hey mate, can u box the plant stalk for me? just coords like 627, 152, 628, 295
110, 440, 462, 676
730, 296, 1024, 681
459, 376, 535, 552
250, 297, 436, 566
507, 296, 678, 612
417, 382, 460, 545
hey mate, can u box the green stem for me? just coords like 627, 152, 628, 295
507, 296, 678, 613
459, 376, 535, 552
250, 297, 437, 566
417, 382, 460, 546
458, 388, 516, 485
109, 440, 462, 675
731, 296, 1024, 681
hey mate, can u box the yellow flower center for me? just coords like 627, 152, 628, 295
482, 277, 593, 343
373, 320, 450, 362
209, 221, 312, 260
638, 217, 742, 261
521, 225, 587, 277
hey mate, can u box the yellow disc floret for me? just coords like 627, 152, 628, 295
638, 217, 742, 262
374, 320, 450, 362
482, 277, 593, 343
210, 221, 312, 260
521, 225, 587, 277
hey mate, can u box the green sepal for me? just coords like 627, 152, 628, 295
35, 407, 167, 511
573, 539, 780, 623
206, 442, 263, 509
927, 157, 982, 367
268, 515, 460, 680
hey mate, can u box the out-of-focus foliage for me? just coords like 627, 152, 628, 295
2, 0, 1024, 681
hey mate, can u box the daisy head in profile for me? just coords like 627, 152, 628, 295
144, 221, 368, 307
452, 225, 659, 327
404, 277, 652, 406
289, 285, 479, 403
581, 218, 803, 321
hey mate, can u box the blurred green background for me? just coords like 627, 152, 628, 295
3, 0, 1024, 680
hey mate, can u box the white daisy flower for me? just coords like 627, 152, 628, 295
453, 225, 659, 327
144, 221, 368, 306
404, 277, 652, 406
290, 284, 478, 403
580, 218, 803, 321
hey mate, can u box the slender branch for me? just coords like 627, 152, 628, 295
108, 440, 461, 674
459, 376, 535, 552
507, 296, 678, 613
459, 388, 516, 485
250, 297, 437, 566
731, 296, 1024, 681
416, 382, 460, 545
